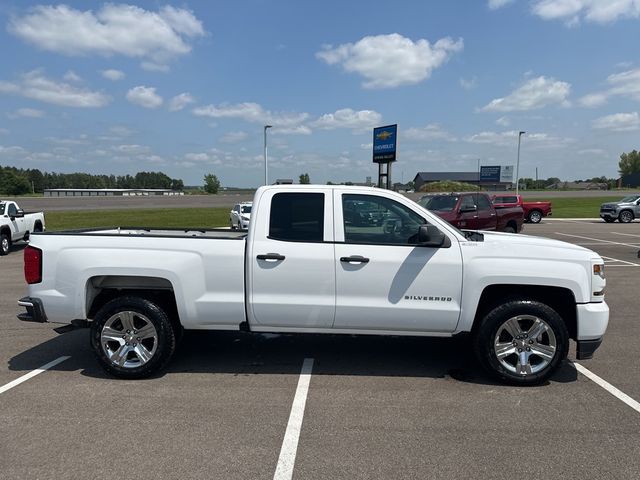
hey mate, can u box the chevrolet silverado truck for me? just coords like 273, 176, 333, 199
18, 185, 608, 385
599, 194, 640, 223
491, 194, 552, 224
0, 200, 45, 255
419, 192, 524, 233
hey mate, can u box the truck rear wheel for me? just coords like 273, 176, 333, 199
528, 210, 542, 223
0, 233, 9, 256
473, 300, 568, 386
90, 296, 176, 379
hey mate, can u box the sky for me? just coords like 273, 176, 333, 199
0, 0, 639, 188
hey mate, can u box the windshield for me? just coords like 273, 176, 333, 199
241, 205, 252, 214
426, 196, 459, 211
620, 196, 640, 203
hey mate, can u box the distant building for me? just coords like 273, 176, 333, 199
413, 172, 512, 191
44, 188, 183, 197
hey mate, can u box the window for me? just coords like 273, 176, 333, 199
0, 204, 5, 215
342, 194, 426, 245
475, 195, 491, 210
459, 196, 476, 210
269, 193, 324, 242
8, 203, 17, 216
494, 196, 517, 203
241, 205, 252, 214
428, 195, 459, 211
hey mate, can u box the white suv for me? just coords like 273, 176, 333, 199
229, 202, 252, 230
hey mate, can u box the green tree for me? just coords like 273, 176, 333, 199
203, 173, 221, 194
299, 173, 310, 184
618, 150, 640, 176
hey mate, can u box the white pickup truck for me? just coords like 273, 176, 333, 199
18, 186, 608, 385
1, 200, 45, 255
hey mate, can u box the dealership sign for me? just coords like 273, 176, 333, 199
372, 124, 397, 163
480, 165, 514, 183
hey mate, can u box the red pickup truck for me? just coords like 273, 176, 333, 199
418, 192, 524, 233
491, 194, 552, 224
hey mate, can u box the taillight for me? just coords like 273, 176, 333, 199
24, 246, 42, 284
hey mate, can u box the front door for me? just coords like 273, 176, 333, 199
333, 192, 463, 333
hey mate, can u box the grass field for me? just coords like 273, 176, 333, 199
42, 196, 621, 230
45, 207, 231, 230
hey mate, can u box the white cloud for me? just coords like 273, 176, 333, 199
316, 33, 463, 89
404, 124, 455, 141
459, 76, 478, 90
63, 70, 81, 82
101, 69, 125, 81
0, 70, 110, 107
488, 0, 514, 9
168, 92, 195, 111
311, 108, 382, 131
141, 62, 171, 73
192, 102, 309, 129
9, 4, 205, 70
8, 108, 45, 119
112, 144, 151, 154
109, 126, 134, 137
220, 131, 248, 143
578, 68, 640, 107
531, 0, 640, 25
592, 112, 640, 131
578, 92, 608, 107
126, 86, 163, 108
496, 116, 511, 127
481, 76, 571, 112
466, 130, 574, 148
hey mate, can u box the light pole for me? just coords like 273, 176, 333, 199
515, 131, 525, 195
263, 125, 272, 185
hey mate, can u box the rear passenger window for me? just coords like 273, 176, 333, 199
476, 195, 491, 210
269, 193, 324, 242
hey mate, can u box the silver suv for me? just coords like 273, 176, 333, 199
600, 194, 640, 223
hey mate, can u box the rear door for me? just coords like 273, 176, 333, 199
247, 189, 336, 329
333, 191, 463, 333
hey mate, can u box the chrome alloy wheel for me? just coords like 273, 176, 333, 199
1, 236, 8, 254
100, 311, 158, 369
493, 315, 557, 376
529, 210, 542, 223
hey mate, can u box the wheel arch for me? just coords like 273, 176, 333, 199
86, 275, 182, 334
472, 284, 577, 340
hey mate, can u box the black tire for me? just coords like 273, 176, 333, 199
90, 296, 176, 379
618, 210, 634, 223
528, 210, 542, 224
33, 222, 43, 233
473, 299, 569, 386
603, 217, 615, 223
504, 225, 516, 233
0, 233, 10, 256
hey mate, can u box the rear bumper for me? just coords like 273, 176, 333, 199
17, 296, 48, 323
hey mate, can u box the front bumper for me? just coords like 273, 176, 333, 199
600, 211, 616, 220
575, 301, 608, 360
17, 296, 47, 323
576, 338, 603, 360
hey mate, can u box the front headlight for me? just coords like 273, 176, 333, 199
592, 261, 606, 300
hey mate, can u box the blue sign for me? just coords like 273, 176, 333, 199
373, 124, 397, 163
480, 165, 501, 182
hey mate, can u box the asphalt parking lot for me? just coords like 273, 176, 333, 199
1, 219, 639, 480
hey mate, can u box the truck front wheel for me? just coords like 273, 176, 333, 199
0, 233, 9, 255
473, 300, 568, 385
90, 296, 176, 379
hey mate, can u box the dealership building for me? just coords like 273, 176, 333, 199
43, 188, 184, 197
413, 169, 514, 191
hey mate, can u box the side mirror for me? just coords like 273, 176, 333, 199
459, 205, 477, 213
417, 224, 449, 248
16, 209, 25, 218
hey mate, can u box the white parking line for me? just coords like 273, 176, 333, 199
554, 232, 640, 248
601, 256, 640, 267
611, 232, 640, 239
0, 356, 70, 394
573, 362, 640, 415
273, 358, 314, 480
